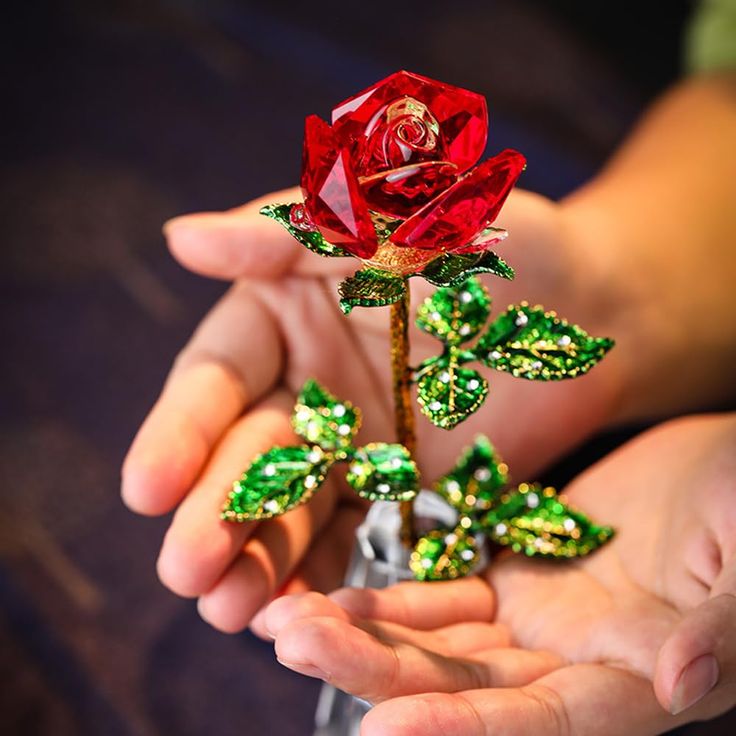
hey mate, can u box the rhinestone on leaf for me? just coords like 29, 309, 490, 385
474, 467, 491, 482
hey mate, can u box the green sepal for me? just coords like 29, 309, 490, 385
222, 445, 333, 521
338, 268, 407, 314
410, 526, 480, 581
259, 203, 349, 258
475, 303, 614, 380
435, 436, 509, 519
292, 379, 360, 451
419, 250, 515, 287
481, 483, 614, 558
417, 364, 488, 430
416, 276, 491, 345
346, 443, 418, 501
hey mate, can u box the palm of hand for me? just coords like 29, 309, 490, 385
266, 414, 736, 735
121, 186, 623, 634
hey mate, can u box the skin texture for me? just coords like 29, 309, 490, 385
121, 74, 736, 731
266, 413, 736, 735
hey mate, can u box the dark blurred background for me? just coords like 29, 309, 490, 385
2, 1, 733, 734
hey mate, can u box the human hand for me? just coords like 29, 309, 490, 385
121, 185, 628, 633
266, 412, 736, 734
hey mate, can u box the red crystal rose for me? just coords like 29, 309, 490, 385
297, 70, 526, 274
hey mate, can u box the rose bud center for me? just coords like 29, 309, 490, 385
356, 97, 458, 219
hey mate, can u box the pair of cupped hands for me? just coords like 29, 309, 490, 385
122, 186, 736, 735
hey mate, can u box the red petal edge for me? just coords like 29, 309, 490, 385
331, 70, 488, 175
390, 149, 526, 252
300, 115, 378, 258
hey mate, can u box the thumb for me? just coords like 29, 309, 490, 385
163, 186, 352, 280
654, 554, 736, 717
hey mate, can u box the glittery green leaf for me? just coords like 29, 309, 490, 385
346, 443, 418, 502
338, 268, 407, 314
292, 379, 361, 452
434, 436, 509, 519
410, 527, 480, 581
475, 303, 614, 380
222, 445, 333, 521
419, 250, 515, 287
417, 364, 488, 429
482, 483, 614, 558
259, 203, 349, 258
416, 276, 490, 345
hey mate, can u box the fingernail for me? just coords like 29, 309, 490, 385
670, 654, 719, 715
276, 658, 329, 682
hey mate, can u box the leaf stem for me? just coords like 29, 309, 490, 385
389, 285, 417, 547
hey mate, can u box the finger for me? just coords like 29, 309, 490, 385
155, 392, 294, 597
196, 479, 338, 633
279, 503, 365, 596
164, 187, 354, 280
274, 615, 561, 703
655, 553, 736, 717
121, 281, 282, 515
265, 591, 510, 656
328, 576, 495, 630
362, 664, 683, 736
247, 506, 361, 641
249, 503, 365, 640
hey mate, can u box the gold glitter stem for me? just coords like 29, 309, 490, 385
390, 284, 417, 548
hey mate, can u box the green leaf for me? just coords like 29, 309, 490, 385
346, 443, 418, 501
475, 303, 614, 380
416, 276, 490, 345
435, 436, 509, 518
222, 445, 333, 521
417, 364, 488, 429
409, 527, 480, 581
260, 203, 349, 258
292, 379, 360, 452
338, 268, 407, 314
481, 483, 614, 558
419, 250, 515, 287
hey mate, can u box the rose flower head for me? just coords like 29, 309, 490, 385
260, 70, 526, 310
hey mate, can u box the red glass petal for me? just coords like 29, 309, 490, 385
331, 71, 487, 175
355, 97, 449, 178
390, 149, 526, 252
301, 115, 378, 258
359, 161, 458, 219
453, 226, 508, 254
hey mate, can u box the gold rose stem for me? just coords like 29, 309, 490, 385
389, 283, 417, 548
